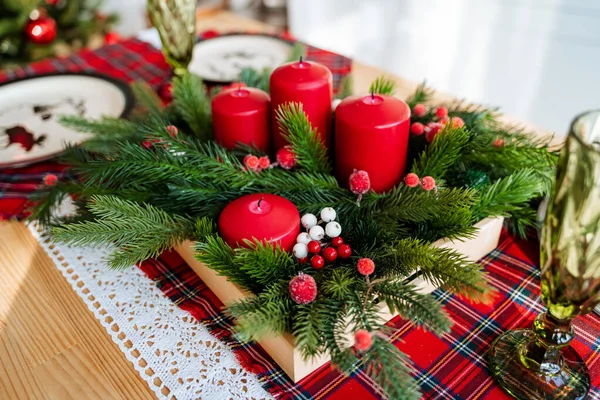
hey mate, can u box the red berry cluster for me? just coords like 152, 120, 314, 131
403, 173, 437, 191
301, 236, 352, 269
242, 147, 297, 173
410, 104, 465, 143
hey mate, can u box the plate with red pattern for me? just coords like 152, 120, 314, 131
0, 72, 133, 168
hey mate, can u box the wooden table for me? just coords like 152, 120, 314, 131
0, 10, 547, 400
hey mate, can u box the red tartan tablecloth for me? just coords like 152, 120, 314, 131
1, 37, 598, 400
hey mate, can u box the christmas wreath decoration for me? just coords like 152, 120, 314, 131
32, 72, 558, 399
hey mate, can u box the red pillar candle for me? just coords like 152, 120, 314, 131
335, 94, 411, 193
218, 193, 300, 252
211, 87, 270, 151
270, 59, 333, 151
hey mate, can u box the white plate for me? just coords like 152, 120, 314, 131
0, 73, 133, 168
189, 34, 293, 83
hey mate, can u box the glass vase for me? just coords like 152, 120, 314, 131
147, 0, 196, 76
488, 110, 600, 399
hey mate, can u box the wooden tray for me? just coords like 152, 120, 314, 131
175, 216, 504, 382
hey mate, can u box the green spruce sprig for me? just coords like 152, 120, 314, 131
369, 76, 397, 96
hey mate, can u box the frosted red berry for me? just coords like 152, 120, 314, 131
357, 258, 375, 276
166, 125, 178, 138
307, 240, 321, 254
451, 116, 465, 128
349, 169, 370, 195
258, 156, 271, 170
337, 244, 352, 259
243, 154, 260, 171
404, 173, 420, 188
322, 247, 338, 262
289, 273, 318, 304
410, 122, 424, 136
276, 146, 296, 170
354, 329, 373, 351
413, 103, 426, 117
43, 173, 58, 186
436, 106, 448, 119
331, 236, 344, 248
493, 138, 505, 148
142, 140, 153, 149
311, 255, 325, 269
158, 82, 173, 102
425, 122, 442, 143
421, 176, 436, 191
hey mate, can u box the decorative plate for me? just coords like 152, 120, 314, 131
189, 34, 293, 83
0, 73, 133, 168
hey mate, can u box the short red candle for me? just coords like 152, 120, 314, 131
218, 193, 300, 252
211, 87, 270, 151
270, 59, 333, 151
335, 94, 411, 193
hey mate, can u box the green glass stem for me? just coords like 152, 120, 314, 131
523, 313, 575, 374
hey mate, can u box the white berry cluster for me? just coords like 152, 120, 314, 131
292, 207, 342, 260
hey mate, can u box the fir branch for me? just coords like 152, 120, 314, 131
131, 81, 164, 119
194, 235, 252, 289
369, 76, 396, 96
59, 115, 141, 146
322, 268, 358, 300
276, 102, 332, 174
238, 67, 271, 92
293, 300, 326, 360
236, 240, 296, 286
172, 73, 212, 140
362, 337, 420, 400
405, 82, 434, 108
372, 280, 451, 335
51, 195, 195, 269
411, 124, 471, 179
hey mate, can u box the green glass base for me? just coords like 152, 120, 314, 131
488, 329, 589, 400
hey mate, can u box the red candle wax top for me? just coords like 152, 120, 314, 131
212, 87, 269, 116
218, 193, 300, 252
271, 60, 333, 90
337, 94, 410, 128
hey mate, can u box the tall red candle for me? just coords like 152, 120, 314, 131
335, 94, 411, 193
270, 59, 333, 151
218, 193, 300, 252
211, 87, 270, 151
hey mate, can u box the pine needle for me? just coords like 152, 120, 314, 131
369, 76, 397, 96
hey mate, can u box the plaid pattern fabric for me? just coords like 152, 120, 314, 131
139, 231, 600, 399
0, 34, 351, 220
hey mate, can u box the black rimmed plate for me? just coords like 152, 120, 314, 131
0, 72, 134, 168
189, 34, 294, 84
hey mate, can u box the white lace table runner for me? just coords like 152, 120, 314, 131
28, 222, 272, 400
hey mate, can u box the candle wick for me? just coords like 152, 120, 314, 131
299, 56, 303, 65
371, 91, 375, 100
257, 197, 264, 209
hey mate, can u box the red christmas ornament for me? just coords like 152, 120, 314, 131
349, 169, 370, 195
404, 173, 420, 188
337, 244, 352, 259
451, 116, 465, 128
258, 156, 270, 170
289, 273, 317, 304
298, 257, 309, 264
421, 176, 436, 191
307, 240, 321, 254
276, 146, 296, 170
243, 154, 260, 171
25, 16, 57, 45
104, 31, 121, 45
493, 138, 505, 148
413, 103, 426, 118
322, 247, 338, 262
357, 258, 375, 276
354, 329, 373, 351
166, 125, 178, 138
43, 173, 58, 186
331, 236, 344, 248
410, 122, 424, 136
425, 122, 442, 143
435, 106, 448, 119
311, 255, 325, 269
158, 82, 173, 102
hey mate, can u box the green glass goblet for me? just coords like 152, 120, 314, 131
147, 0, 196, 76
488, 110, 600, 400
